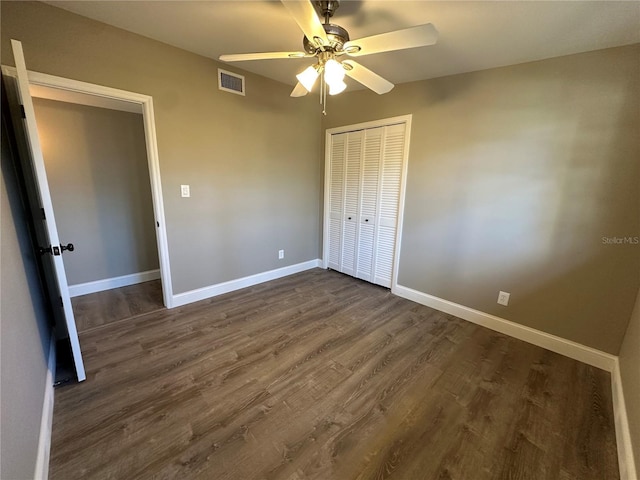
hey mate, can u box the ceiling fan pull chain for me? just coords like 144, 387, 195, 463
322, 76, 327, 115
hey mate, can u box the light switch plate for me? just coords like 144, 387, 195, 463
181, 185, 190, 198
497, 291, 510, 306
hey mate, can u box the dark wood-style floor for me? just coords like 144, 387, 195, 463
51, 269, 619, 480
71, 280, 164, 332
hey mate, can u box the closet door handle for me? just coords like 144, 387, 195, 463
348, 217, 352, 220
365, 219, 369, 222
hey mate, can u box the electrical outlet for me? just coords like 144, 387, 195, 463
180, 185, 190, 198
497, 291, 510, 306
278, 249, 284, 260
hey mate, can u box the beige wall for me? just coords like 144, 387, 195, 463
2, 2, 637, 477
2, 3, 637, 350
32, 98, 159, 285
620, 288, 640, 471
1, 1, 322, 294
323, 45, 640, 354
1, 105, 51, 480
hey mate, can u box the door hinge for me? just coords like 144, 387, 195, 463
41, 207, 46, 220
20, 105, 26, 119
59, 296, 63, 307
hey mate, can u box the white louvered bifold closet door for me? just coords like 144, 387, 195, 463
327, 133, 346, 271
327, 121, 407, 288
374, 123, 406, 287
341, 131, 364, 276
355, 127, 383, 283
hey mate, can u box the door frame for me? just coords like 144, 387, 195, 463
1, 65, 175, 308
322, 114, 412, 293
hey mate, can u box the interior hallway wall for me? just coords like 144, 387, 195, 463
32, 98, 159, 286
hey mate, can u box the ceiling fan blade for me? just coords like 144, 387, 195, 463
281, 0, 329, 48
343, 60, 394, 95
290, 82, 309, 97
344, 23, 438, 57
220, 51, 309, 62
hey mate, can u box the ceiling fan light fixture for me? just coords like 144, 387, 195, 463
324, 58, 345, 85
221, 0, 432, 111
328, 79, 346, 95
296, 65, 320, 92
324, 58, 346, 96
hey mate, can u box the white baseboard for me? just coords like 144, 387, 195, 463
171, 259, 322, 308
34, 335, 56, 480
68, 269, 161, 297
612, 359, 638, 480
393, 284, 617, 372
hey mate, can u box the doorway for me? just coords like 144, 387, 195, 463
32, 96, 164, 332
1, 63, 173, 381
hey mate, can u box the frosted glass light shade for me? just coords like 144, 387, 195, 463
329, 80, 347, 95
296, 65, 319, 92
324, 59, 345, 85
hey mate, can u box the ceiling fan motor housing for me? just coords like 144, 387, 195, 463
303, 23, 350, 54
316, 1, 340, 20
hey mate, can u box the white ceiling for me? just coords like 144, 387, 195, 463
47, 1, 640, 90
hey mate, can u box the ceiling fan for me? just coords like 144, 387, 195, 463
219, 0, 438, 109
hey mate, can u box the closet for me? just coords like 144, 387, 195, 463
324, 117, 410, 288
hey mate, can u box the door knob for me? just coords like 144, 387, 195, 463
61, 243, 75, 253
38, 245, 60, 256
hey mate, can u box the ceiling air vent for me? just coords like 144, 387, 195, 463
218, 68, 245, 96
